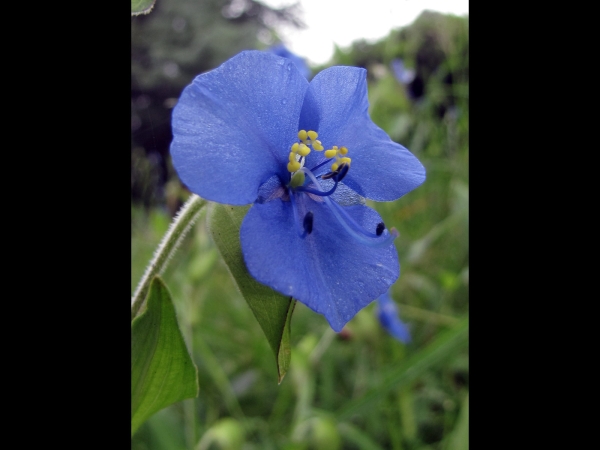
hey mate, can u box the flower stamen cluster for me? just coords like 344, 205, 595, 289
287, 129, 322, 173
285, 129, 397, 248
324, 146, 350, 172
291, 164, 399, 247
287, 129, 351, 175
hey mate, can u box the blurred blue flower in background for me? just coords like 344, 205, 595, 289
170, 51, 425, 332
391, 58, 416, 85
376, 290, 411, 343
268, 43, 311, 79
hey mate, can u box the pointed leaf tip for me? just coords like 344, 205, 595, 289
131, 276, 199, 436
207, 203, 295, 382
277, 299, 296, 383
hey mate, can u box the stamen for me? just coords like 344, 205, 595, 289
300, 169, 398, 248
298, 143, 311, 156
287, 160, 301, 172
311, 158, 334, 173
296, 179, 339, 197
288, 129, 322, 173
321, 163, 350, 183
334, 163, 349, 182
285, 130, 395, 246
322, 162, 349, 182
324, 149, 337, 159
327, 198, 398, 248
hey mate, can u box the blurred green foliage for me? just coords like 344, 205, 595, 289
132, 3, 468, 449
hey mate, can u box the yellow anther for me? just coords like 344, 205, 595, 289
288, 160, 301, 172
298, 143, 311, 156
289, 130, 350, 177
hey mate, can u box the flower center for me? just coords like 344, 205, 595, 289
285, 129, 398, 248
287, 129, 351, 176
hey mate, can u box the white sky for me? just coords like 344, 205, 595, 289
261, 0, 469, 65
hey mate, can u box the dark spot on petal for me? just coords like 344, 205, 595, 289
376, 222, 385, 236
303, 211, 314, 234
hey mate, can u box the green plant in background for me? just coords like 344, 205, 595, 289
132, 3, 468, 449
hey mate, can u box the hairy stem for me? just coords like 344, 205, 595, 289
131, 194, 207, 320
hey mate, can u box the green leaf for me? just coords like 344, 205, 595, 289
131, 0, 155, 16
336, 317, 469, 419
207, 203, 295, 383
131, 276, 199, 436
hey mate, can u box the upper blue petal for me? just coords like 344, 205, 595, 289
170, 51, 309, 205
299, 66, 426, 201
377, 291, 411, 343
240, 196, 399, 331
268, 44, 311, 80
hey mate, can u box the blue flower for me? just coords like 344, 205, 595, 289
268, 44, 311, 80
376, 291, 411, 343
391, 58, 416, 85
170, 51, 425, 331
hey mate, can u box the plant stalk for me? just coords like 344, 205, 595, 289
131, 194, 207, 320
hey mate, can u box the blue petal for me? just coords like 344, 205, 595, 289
240, 197, 399, 331
170, 51, 309, 205
268, 44, 311, 80
377, 291, 411, 343
299, 66, 426, 201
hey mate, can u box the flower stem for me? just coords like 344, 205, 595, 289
131, 194, 207, 320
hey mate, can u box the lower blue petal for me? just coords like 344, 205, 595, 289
240, 197, 399, 331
